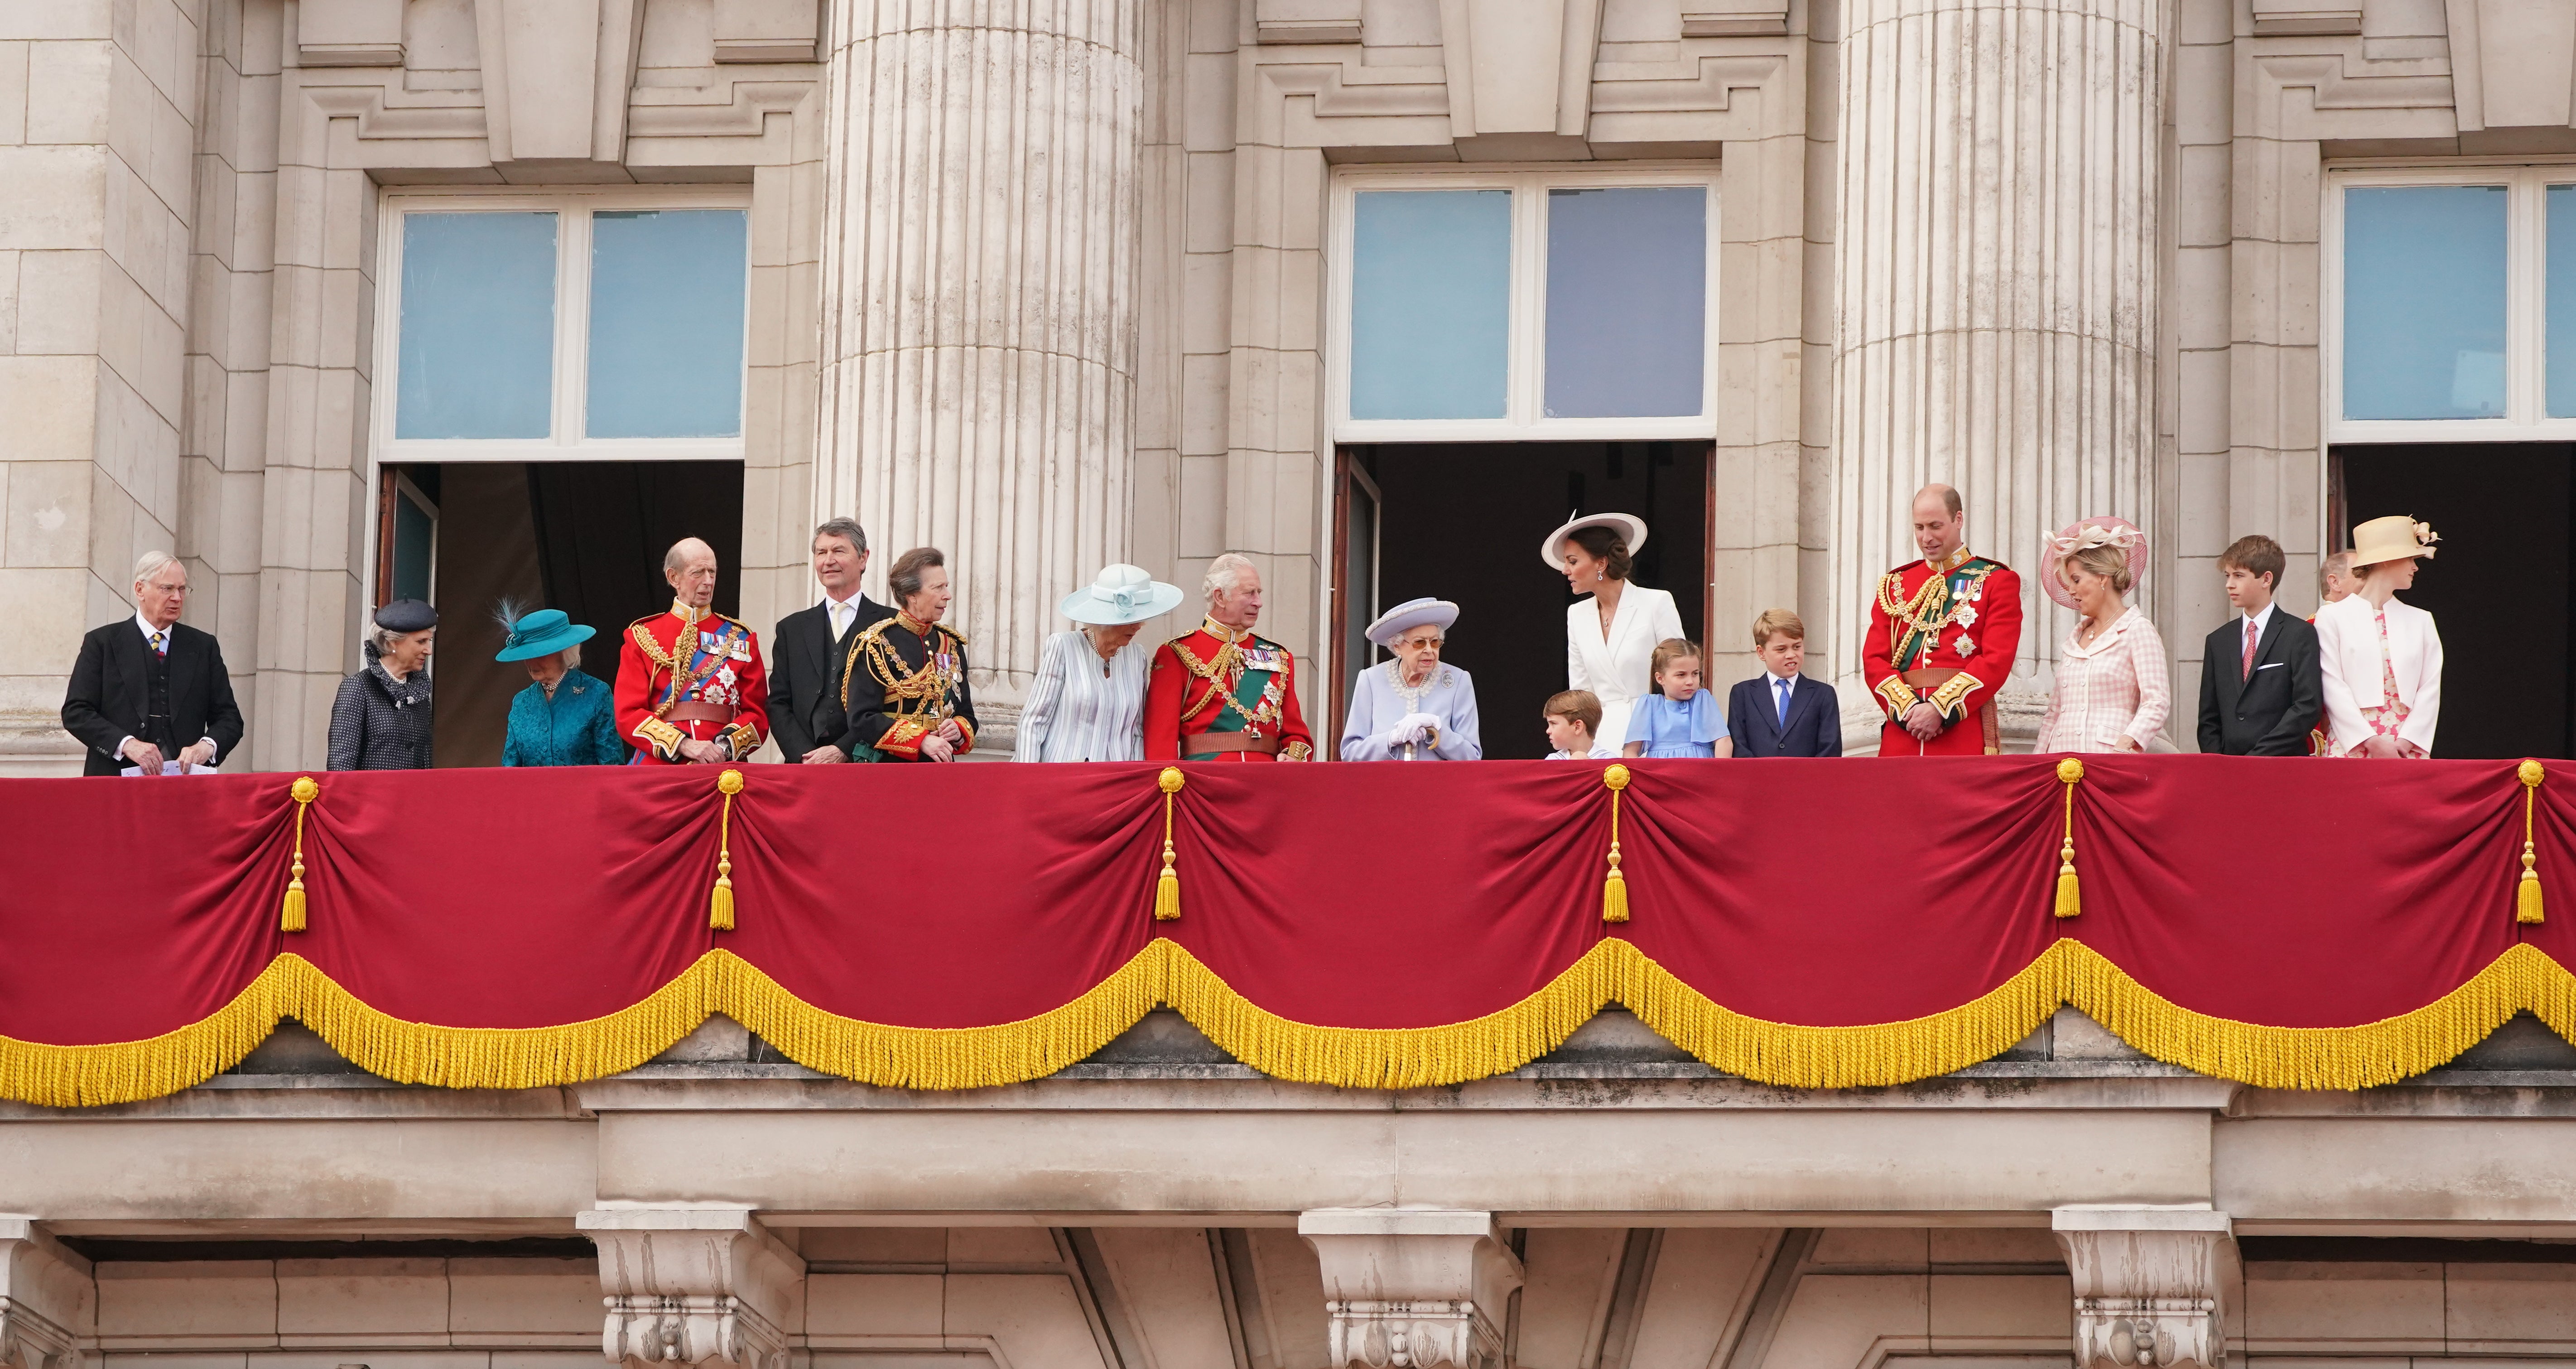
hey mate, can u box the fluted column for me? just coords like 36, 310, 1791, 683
815, 0, 1143, 701
1829, 0, 2165, 735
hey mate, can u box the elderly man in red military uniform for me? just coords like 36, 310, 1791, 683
1863, 485, 2024, 756
1144, 553, 1314, 762
616, 536, 769, 764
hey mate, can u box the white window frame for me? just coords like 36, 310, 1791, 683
2324, 162, 2576, 444
1328, 164, 1721, 444
370, 184, 755, 464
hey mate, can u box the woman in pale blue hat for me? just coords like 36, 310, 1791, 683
1339, 598, 1482, 761
1014, 564, 1184, 762
495, 604, 625, 767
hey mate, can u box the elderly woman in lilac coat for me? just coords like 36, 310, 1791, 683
1338, 598, 1482, 761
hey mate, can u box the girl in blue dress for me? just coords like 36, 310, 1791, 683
1622, 638, 1733, 758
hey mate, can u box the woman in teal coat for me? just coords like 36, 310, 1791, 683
497, 607, 627, 766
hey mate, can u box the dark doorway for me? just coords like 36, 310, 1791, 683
1336, 442, 1710, 760
2334, 443, 2574, 759
376, 459, 745, 766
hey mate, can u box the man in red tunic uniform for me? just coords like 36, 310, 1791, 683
616, 536, 769, 764
1144, 553, 1315, 762
1863, 485, 2024, 756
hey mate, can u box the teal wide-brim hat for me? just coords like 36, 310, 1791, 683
494, 607, 597, 662
1061, 564, 1185, 626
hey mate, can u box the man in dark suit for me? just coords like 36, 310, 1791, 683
2196, 534, 2323, 756
1728, 609, 1843, 757
62, 551, 245, 775
767, 517, 894, 762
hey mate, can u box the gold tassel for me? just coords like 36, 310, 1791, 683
281, 776, 319, 932
2053, 758, 2084, 918
2519, 759, 2546, 924
710, 768, 745, 931
1602, 764, 1631, 923
1154, 767, 1185, 921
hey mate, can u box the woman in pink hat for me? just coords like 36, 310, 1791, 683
2032, 517, 2169, 754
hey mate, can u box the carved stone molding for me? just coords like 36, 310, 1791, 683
0, 1221, 91, 1369
2052, 1208, 2231, 1369
578, 1209, 805, 1369
1299, 1210, 1523, 1369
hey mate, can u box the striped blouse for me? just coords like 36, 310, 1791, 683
1013, 630, 1153, 763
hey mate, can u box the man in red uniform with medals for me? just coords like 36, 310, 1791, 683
1863, 485, 2024, 756
1144, 553, 1314, 762
616, 537, 769, 764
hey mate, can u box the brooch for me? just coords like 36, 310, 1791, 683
1953, 632, 1974, 657
1955, 603, 1979, 628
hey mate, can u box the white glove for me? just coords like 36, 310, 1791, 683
1387, 713, 1440, 749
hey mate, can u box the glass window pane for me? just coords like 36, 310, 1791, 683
2342, 185, 2507, 420
587, 209, 749, 439
1544, 186, 1707, 418
2549, 186, 2576, 418
395, 212, 558, 439
1349, 189, 1511, 420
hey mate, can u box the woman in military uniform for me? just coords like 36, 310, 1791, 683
841, 546, 977, 762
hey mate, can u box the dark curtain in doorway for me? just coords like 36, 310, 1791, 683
526, 461, 746, 706
1365, 441, 1709, 760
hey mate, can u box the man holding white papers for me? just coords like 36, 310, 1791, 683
62, 551, 243, 775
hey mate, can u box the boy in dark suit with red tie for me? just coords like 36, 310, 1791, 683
1728, 610, 1842, 758
2196, 535, 2322, 756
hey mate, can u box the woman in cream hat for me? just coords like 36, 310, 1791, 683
2315, 516, 2443, 758
2030, 516, 2169, 754
1015, 564, 1184, 762
1339, 597, 1481, 761
1548, 511, 1686, 753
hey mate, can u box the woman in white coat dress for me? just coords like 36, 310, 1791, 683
2316, 515, 2443, 759
1551, 512, 1687, 753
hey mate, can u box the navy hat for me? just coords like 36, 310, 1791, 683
494, 607, 596, 662
374, 599, 438, 633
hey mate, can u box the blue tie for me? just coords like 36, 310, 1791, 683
1775, 677, 1791, 729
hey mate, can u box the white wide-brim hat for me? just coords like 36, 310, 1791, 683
1365, 596, 1459, 648
1061, 564, 1185, 626
2038, 516, 2149, 610
1538, 511, 1649, 571
2348, 515, 2439, 568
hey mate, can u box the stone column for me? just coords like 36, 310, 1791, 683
1299, 1209, 1524, 1369
814, 0, 1145, 711
1828, 0, 2166, 743
578, 1208, 805, 1369
2053, 1207, 2231, 1369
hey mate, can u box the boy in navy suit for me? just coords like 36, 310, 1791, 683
1728, 609, 1842, 757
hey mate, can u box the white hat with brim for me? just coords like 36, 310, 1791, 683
1061, 563, 1185, 626
1539, 512, 1650, 571
2348, 515, 2440, 569
1365, 597, 1459, 648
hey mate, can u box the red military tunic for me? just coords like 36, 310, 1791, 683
1144, 618, 1316, 762
1863, 548, 2024, 757
615, 600, 769, 764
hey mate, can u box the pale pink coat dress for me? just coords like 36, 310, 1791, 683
2034, 606, 2171, 754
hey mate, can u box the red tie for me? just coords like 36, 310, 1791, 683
2241, 618, 2257, 681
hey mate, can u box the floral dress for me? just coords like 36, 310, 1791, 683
2350, 606, 2413, 754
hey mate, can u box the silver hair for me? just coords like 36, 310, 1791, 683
1202, 553, 1258, 601
814, 518, 867, 556
664, 537, 715, 574
133, 550, 183, 586
367, 621, 410, 655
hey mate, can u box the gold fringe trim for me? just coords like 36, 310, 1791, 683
1163, 939, 1621, 1089
7, 940, 2576, 1106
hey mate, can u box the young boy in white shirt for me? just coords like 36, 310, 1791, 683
1542, 690, 1616, 760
